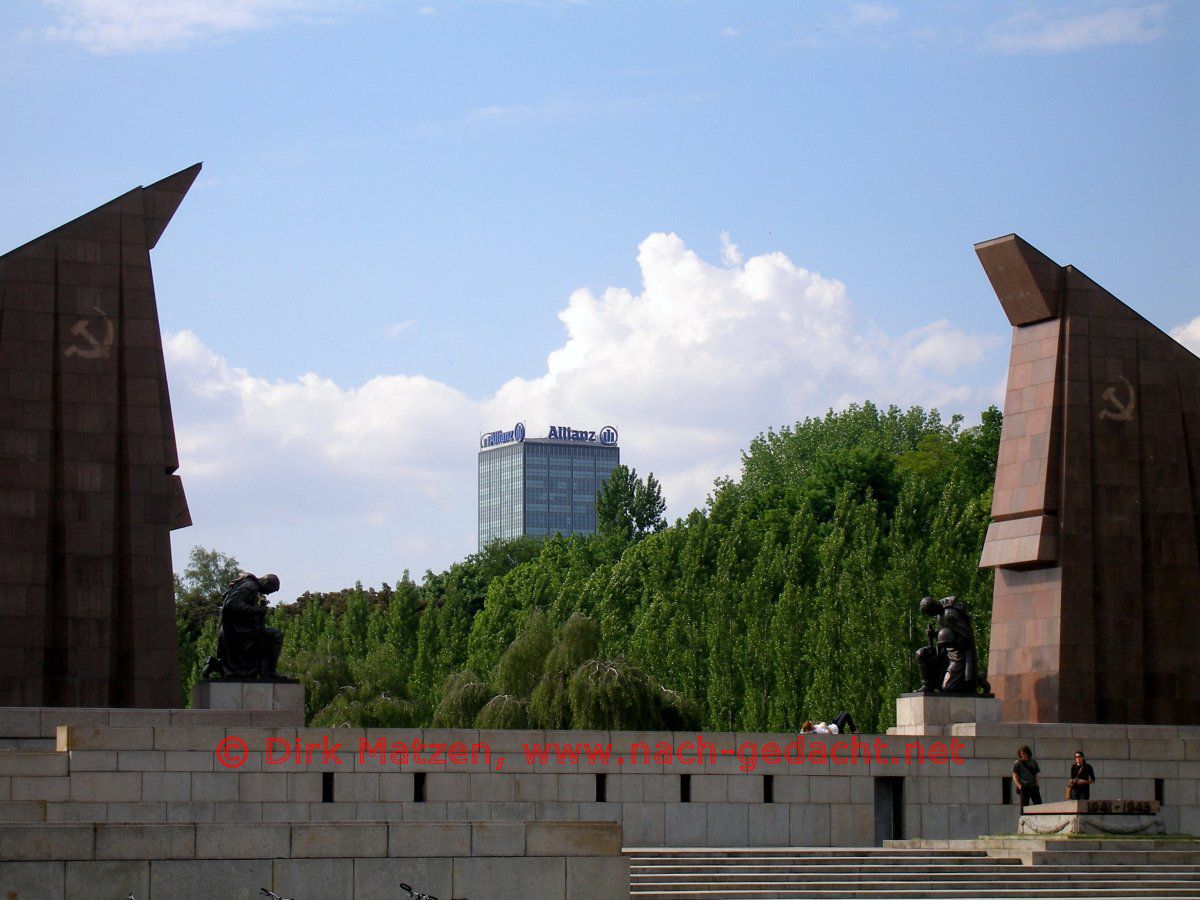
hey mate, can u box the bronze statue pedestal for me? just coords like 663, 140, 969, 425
191, 679, 304, 715
890, 692, 1000, 736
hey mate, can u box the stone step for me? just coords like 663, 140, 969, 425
889, 838, 1200, 853
1029, 850, 1200, 865
628, 854, 1013, 861
630, 887, 1200, 899
627, 844, 1200, 898
624, 854, 998, 859
630, 879, 1200, 895
630, 864, 1200, 875
629, 863, 1024, 873
630, 870, 1200, 883
631, 864, 1026, 873
631, 863, 1200, 874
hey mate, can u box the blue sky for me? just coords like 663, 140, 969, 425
1, 1, 1196, 596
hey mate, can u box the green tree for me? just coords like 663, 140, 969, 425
432, 671, 493, 728
494, 609, 554, 697
530, 613, 602, 728
174, 546, 241, 640
596, 465, 667, 542
292, 632, 353, 722
567, 658, 692, 730
174, 546, 241, 706
475, 694, 530, 728
186, 403, 1000, 734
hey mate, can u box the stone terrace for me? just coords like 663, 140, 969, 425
2, 714, 1197, 844
0, 819, 625, 899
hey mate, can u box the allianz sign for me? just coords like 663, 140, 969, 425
480, 422, 526, 449
549, 425, 619, 446
480, 423, 618, 449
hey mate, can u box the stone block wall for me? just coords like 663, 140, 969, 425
2, 718, 1197, 845
190, 681, 304, 713
0, 705, 304, 749
0, 820, 627, 899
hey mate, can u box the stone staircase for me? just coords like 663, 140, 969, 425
625, 845, 1200, 898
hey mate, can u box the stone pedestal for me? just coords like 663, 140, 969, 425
191, 679, 304, 713
1020, 799, 1164, 836
890, 692, 1000, 735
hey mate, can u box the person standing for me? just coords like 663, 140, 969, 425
1012, 745, 1042, 809
1068, 750, 1096, 800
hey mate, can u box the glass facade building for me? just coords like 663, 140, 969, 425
478, 436, 620, 549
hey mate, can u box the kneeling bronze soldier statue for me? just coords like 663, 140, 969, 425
916, 595, 990, 695
202, 572, 285, 679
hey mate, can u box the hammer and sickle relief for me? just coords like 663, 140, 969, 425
1098, 374, 1135, 422
64, 306, 115, 359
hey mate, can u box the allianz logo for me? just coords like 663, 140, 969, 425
549, 425, 618, 446
480, 422, 526, 448
481, 423, 618, 448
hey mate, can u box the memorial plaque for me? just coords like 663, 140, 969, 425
0, 165, 199, 707
978, 234, 1200, 725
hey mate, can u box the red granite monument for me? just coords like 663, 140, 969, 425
978, 234, 1200, 725
0, 165, 198, 707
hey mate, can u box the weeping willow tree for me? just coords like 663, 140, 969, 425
476, 695, 530, 729
530, 613, 601, 729
495, 610, 554, 697
432, 670, 493, 728
435, 611, 701, 731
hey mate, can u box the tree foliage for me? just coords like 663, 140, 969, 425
174, 546, 241, 640
596, 464, 667, 542
175, 402, 1000, 733
174, 546, 241, 706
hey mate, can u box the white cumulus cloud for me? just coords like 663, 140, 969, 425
1171, 316, 1200, 356
987, 3, 1167, 55
38, 0, 322, 53
849, 3, 900, 27
166, 233, 998, 594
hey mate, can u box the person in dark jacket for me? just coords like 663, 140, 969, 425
202, 573, 282, 678
1068, 751, 1096, 800
1012, 745, 1042, 810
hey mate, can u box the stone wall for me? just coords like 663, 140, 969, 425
0, 820, 626, 899
0, 705, 304, 749
2, 716, 1197, 845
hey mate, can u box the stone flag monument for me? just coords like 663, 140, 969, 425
0, 165, 198, 708
978, 234, 1200, 726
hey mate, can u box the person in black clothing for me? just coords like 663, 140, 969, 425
1012, 745, 1042, 810
1068, 750, 1096, 800
831, 711, 856, 734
